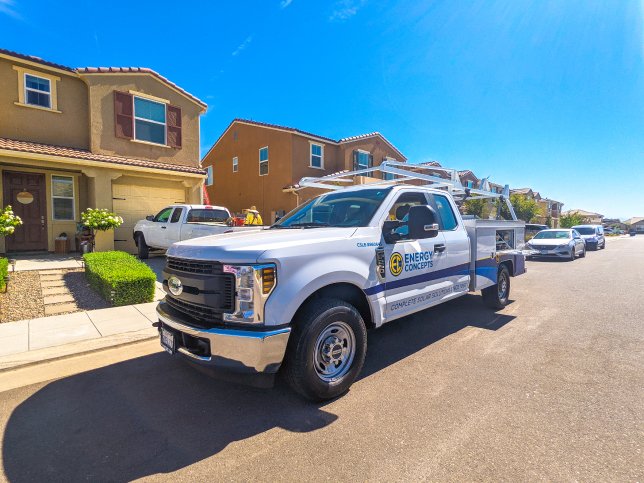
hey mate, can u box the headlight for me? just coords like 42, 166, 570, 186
222, 263, 277, 323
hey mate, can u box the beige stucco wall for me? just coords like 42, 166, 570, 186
0, 57, 89, 149
82, 73, 202, 168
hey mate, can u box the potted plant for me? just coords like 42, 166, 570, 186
0, 205, 22, 237
80, 208, 124, 252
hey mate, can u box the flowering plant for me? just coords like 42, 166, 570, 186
81, 208, 124, 232
0, 206, 23, 236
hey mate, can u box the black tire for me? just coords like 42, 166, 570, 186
600, 240, 606, 249
282, 297, 367, 401
137, 234, 150, 259
568, 245, 576, 261
482, 265, 510, 309
579, 245, 586, 258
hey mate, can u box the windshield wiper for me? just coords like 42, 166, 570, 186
287, 222, 331, 228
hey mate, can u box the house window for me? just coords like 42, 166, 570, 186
51, 175, 74, 221
259, 147, 269, 176
383, 157, 396, 180
134, 96, 166, 145
233, 157, 238, 173
310, 143, 324, 169
466, 180, 474, 188
206, 166, 214, 186
357, 151, 371, 170
25, 74, 51, 108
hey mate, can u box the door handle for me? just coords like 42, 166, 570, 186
434, 243, 446, 253
161, 226, 167, 229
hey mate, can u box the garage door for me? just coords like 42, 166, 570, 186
112, 183, 186, 253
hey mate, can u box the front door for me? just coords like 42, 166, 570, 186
2, 171, 48, 252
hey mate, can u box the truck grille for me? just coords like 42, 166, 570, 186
165, 296, 225, 323
167, 257, 223, 275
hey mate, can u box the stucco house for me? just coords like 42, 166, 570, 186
0, 48, 206, 254
563, 209, 604, 225
201, 119, 407, 223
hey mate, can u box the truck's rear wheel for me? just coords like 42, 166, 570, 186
283, 297, 367, 401
137, 234, 150, 260
482, 265, 510, 309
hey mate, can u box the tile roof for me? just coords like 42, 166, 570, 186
0, 49, 206, 109
0, 47, 75, 72
0, 137, 206, 175
625, 217, 644, 225
563, 209, 604, 217
78, 67, 207, 109
211, 119, 407, 160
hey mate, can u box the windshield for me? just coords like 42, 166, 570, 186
573, 227, 595, 235
274, 188, 391, 228
533, 230, 571, 240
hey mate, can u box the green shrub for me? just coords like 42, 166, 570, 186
83, 251, 156, 306
0, 258, 8, 292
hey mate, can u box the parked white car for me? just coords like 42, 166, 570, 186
526, 229, 586, 261
133, 205, 260, 259
571, 224, 606, 250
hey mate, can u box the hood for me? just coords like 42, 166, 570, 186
167, 227, 358, 263
528, 238, 571, 246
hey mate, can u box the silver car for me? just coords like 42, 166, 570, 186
526, 229, 586, 261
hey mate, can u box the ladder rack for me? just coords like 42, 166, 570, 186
296, 160, 518, 220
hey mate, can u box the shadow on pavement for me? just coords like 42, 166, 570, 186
141, 254, 167, 284
3, 294, 514, 481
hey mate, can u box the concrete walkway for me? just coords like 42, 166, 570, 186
0, 302, 159, 371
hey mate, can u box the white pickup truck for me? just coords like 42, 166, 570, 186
154, 165, 527, 401
133, 204, 259, 259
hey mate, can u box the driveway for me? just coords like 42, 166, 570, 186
1, 237, 642, 481
141, 254, 166, 284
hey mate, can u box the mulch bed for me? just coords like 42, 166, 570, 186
0, 269, 110, 323
0, 271, 44, 322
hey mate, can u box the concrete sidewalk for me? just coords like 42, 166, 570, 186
0, 303, 159, 371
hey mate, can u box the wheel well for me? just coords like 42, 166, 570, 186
295, 283, 374, 329
500, 259, 514, 276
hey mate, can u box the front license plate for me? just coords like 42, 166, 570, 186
161, 327, 175, 354
540, 250, 549, 255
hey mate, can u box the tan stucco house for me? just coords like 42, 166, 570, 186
0, 48, 206, 254
202, 119, 407, 223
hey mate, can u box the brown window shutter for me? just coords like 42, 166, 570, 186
114, 91, 133, 139
166, 105, 182, 148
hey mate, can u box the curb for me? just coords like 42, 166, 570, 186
0, 328, 159, 373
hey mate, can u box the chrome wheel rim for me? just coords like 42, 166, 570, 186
498, 272, 509, 300
313, 321, 356, 382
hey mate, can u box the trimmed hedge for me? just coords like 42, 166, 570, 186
83, 251, 156, 306
0, 258, 8, 292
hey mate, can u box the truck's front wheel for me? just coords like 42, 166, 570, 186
482, 265, 510, 309
283, 298, 367, 401
136, 234, 150, 260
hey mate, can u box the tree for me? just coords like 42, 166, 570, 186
560, 212, 584, 228
500, 194, 543, 222
462, 198, 487, 218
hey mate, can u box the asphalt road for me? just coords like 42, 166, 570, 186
1, 237, 642, 482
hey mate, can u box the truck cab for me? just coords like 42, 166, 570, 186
155, 164, 526, 400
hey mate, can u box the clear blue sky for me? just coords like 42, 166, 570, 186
1, 0, 642, 219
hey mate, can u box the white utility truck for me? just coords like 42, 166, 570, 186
154, 162, 526, 400
133, 204, 260, 259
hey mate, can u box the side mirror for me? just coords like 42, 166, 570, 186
408, 205, 439, 239
382, 220, 402, 244
146, 215, 155, 221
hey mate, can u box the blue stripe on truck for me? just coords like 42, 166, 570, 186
364, 262, 470, 296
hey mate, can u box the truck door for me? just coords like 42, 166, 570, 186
148, 206, 173, 248
163, 207, 184, 248
427, 193, 471, 299
383, 191, 449, 320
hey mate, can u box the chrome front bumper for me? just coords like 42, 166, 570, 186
156, 302, 291, 375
